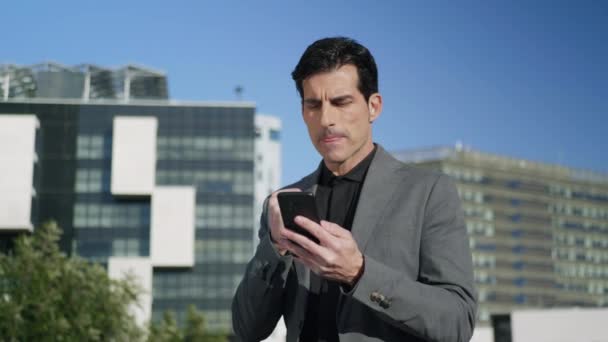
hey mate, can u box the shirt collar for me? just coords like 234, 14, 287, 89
319, 144, 377, 185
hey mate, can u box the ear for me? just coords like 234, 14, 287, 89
368, 93, 383, 123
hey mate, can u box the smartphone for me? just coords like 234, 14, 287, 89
277, 192, 321, 244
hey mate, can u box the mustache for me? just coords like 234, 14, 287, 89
318, 129, 348, 140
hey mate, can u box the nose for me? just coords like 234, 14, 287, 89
319, 103, 336, 128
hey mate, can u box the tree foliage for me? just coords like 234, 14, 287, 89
149, 311, 183, 342
0, 221, 230, 342
149, 306, 228, 342
0, 221, 143, 341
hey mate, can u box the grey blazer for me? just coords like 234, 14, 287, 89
232, 145, 477, 341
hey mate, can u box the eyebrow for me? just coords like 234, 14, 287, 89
330, 95, 354, 103
302, 95, 354, 106
303, 98, 321, 106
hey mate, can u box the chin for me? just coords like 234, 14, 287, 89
321, 150, 348, 164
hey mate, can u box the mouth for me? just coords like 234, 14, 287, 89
321, 134, 345, 144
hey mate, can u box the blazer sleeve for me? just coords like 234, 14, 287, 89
347, 174, 478, 342
231, 197, 294, 341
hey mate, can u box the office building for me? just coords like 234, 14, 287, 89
0, 98, 259, 331
1, 62, 168, 101
253, 115, 282, 244
253, 115, 286, 342
394, 145, 608, 326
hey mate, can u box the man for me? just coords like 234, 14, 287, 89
232, 37, 477, 342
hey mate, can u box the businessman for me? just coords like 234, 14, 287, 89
232, 37, 477, 341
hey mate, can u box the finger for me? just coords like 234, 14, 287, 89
271, 188, 302, 199
286, 240, 321, 273
275, 236, 293, 250
277, 227, 296, 242
268, 188, 302, 225
267, 203, 285, 243
295, 255, 319, 275
294, 216, 333, 244
268, 188, 301, 228
320, 220, 348, 237
282, 227, 326, 260
284, 239, 313, 260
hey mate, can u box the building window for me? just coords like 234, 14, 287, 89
510, 214, 522, 222
269, 129, 280, 141
514, 294, 526, 304
512, 261, 525, 270
76, 135, 105, 159
512, 245, 526, 254
507, 180, 521, 189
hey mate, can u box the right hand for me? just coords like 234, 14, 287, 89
267, 188, 302, 255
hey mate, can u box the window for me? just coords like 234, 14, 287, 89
507, 180, 521, 189
510, 214, 522, 222
512, 245, 526, 254
269, 129, 280, 141
74, 168, 103, 193
76, 135, 105, 159
513, 277, 527, 286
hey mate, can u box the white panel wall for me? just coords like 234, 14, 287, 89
111, 117, 157, 196
254, 115, 282, 245
254, 115, 284, 341
108, 257, 152, 327
512, 308, 608, 342
0, 115, 39, 231
261, 317, 287, 342
469, 326, 494, 342
150, 186, 195, 267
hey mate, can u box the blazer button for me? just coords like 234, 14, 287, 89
370, 291, 381, 302
379, 299, 391, 309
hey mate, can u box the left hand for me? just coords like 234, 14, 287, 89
282, 216, 364, 285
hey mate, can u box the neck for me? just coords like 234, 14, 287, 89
324, 140, 375, 176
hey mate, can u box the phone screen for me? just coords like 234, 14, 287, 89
277, 192, 321, 244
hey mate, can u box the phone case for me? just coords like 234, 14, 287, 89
277, 192, 320, 243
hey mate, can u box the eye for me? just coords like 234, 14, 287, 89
332, 97, 353, 107
305, 102, 321, 110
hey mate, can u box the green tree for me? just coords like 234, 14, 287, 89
184, 305, 206, 341
0, 221, 144, 341
149, 306, 229, 342
148, 311, 183, 342
184, 305, 228, 342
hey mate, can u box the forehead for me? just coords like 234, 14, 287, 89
302, 64, 360, 97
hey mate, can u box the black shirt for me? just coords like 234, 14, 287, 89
300, 145, 377, 341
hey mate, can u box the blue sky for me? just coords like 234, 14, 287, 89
5, 1, 607, 185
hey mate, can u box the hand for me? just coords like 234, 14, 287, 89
282, 216, 364, 285
267, 188, 302, 255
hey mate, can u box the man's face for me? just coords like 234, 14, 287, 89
301, 64, 382, 174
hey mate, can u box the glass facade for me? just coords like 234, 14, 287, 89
395, 147, 608, 326
0, 100, 255, 331
1, 63, 168, 100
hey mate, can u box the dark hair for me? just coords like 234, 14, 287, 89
291, 37, 378, 101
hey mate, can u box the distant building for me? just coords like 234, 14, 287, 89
491, 307, 608, 342
394, 145, 608, 326
0, 98, 258, 331
253, 115, 282, 244
1, 62, 168, 101
253, 114, 285, 342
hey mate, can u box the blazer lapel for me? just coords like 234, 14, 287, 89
350, 145, 403, 251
